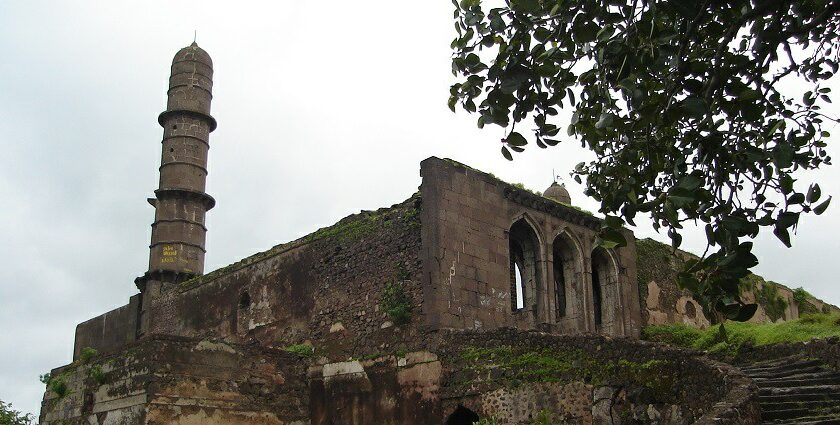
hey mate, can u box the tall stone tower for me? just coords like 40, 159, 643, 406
136, 42, 216, 293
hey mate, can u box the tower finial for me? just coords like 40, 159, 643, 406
193, 30, 197, 44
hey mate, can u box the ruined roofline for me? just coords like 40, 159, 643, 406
177, 191, 421, 292
176, 156, 605, 293
636, 237, 840, 313
427, 156, 602, 228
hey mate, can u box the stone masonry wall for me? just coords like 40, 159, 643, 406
72, 294, 140, 361
306, 328, 759, 425
39, 335, 309, 425
432, 329, 760, 425
420, 157, 641, 337
637, 238, 840, 328
145, 194, 423, 360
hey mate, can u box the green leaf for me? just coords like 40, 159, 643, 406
510, 0, 540, 13
773, 226, 792, 248
505, 131, 528, 146
780, 174, 794, 195
596, 228, 627, 249
595, 113, 614, 129
814, 196, 832, 215
788, 193, 805, 204
501, 145, 513, 161
573, 21, 599, 43
807, 184, 821, 203
681, 97, 707, 119
738, 89, 762, 102
677, 273, 700, 292
775, 142, 794, 168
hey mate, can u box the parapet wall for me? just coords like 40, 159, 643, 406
420, 157, 641, 337
146, 194, 424, 359
72, 294, 140, 361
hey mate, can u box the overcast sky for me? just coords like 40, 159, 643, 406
1, 1, 838, 417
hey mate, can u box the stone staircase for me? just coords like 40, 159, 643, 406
740, 356, 840, 424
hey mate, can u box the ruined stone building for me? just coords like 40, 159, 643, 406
40, 44, 838, 425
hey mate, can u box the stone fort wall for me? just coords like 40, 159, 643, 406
74, 195, 425, 361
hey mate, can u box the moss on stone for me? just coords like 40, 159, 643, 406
457, 345, 674, 397
179, 193, 421, 292
283, 344, 315, 357
754, 281, 788, 322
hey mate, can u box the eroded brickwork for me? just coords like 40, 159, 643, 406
146, 195, 424, 360
40, 336, 309, 425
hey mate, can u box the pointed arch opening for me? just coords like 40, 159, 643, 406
591, 247, 617, 331
552, 232, 580, 321
445, 405, 480, 425
508, 218, 541, 316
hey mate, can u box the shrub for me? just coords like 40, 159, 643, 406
755, 282, 788, 322
792, 287, 811, 304
48, 376, 68, 398
79, 347, 98, 364
283, 344, 314, 357
89, 365, 106, 385
641, 324, 702, 347
381, 281, 412, 325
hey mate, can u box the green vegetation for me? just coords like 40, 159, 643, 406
793, 287, 811, 304
89, 365, 106, 385
79, 347, 98, 364
450, 0, 835, 324
39, 372, 69, 398
458, 345, 672, 397
511, 182, 542, 197
381, 280, 412, 325
791, 287, 820, 314
180, 193, 422, 292
42, 374, 68, 398
754, 281, 788, 322
283, 344, 315, 357
643, 313, 840, 357
0, 400, 33, 425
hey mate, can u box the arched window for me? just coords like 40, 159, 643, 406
591, 247, 615, 329
445, 405, 480, 425
508, 219, 541, 314
552, 233, 579, 320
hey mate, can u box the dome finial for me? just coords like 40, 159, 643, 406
544, 176, 572, 204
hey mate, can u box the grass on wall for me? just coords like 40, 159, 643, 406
643, 313, 840, 357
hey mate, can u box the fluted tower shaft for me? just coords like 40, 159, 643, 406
141, 43, 216, 287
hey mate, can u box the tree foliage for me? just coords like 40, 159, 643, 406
450, 0, 838, 322
0, 400, 33, 425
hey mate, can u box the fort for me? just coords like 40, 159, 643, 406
39, 44, 840, 425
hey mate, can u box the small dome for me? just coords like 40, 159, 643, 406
544, 182, 571, 204
172, 42, 213, 67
